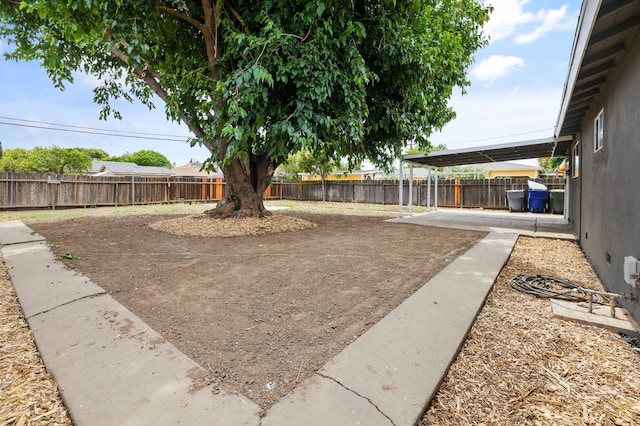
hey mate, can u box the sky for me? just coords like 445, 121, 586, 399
0, 0, 582, 167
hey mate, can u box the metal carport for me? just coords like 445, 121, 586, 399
397, 135, 573, 216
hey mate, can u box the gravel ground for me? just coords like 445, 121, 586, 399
1, 212, 638, 424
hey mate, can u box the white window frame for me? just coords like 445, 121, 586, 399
594, 109, 604, 152
572, 141, 580, 178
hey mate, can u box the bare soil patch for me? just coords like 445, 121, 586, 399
27, 212, 484, 409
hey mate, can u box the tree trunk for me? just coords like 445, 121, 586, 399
204, 154, 278, 219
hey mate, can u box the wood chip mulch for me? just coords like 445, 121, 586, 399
422, 236, 640, 425
0, 255, 72, 426
149, 213, 316, 237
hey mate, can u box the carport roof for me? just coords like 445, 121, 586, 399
404, 136, 573, 168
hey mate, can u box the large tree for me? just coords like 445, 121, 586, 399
1, 0, 489, 218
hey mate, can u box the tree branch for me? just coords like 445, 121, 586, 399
155, 5, 204, 31
201, 0, 221, 81
224, 0, 250, 35
108, 45, 214, 151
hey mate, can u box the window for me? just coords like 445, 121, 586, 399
594, 109, 604, 152
572, 141, 580, 178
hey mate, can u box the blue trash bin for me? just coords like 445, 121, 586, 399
528, 189, 547, 213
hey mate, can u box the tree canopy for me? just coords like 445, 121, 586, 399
0, 146, 92, 173
77, 147, 110, 160
1, 0, 490, 217
109, 150, 172, 168
0, 146, 172, 172
538, 157, 564, 172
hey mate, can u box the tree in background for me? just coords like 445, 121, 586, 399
120, 150, 172, 168
539, 157, 564, 173
297, 150, 341, 201
0, 141, 3, 159
0, 146, 92, 173
1, 1, 489, 218
77, 148, 110, 160
0, 148, 29, 172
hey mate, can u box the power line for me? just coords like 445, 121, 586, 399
0, 120, 188, 142
0, 115, 190, 141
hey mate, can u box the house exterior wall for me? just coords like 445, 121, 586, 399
573, 31, 640, 319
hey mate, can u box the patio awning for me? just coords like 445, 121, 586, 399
404, 136, 573, 168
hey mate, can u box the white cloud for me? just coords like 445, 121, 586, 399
0, 39, 4, 54
515, 5, 570, 44
483, 0, 573, 44
471, 55, 524, 82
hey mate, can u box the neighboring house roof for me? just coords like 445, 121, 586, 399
92, 160, 174, 177
466, 161, 543, 172
171, 161, 224, 178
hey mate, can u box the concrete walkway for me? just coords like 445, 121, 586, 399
1, 218, 523, 425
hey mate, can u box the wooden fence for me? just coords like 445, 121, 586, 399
0, 172, 564, 210
279, 177, 565, 209
0, 173, 280, 210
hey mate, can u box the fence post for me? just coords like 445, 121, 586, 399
434, 169, 438, 210
427, 167, 431, 211
47, 176, 60, 210
408, 164, 413, 216
131, 175, 135, 206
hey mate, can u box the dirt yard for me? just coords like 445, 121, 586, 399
27, 211, 484, 410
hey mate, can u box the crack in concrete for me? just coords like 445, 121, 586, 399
317, 372, 396, 426
26, 291, 107, 319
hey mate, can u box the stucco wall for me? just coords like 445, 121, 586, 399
575, 30, 640, 320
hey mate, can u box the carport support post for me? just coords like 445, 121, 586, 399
426, 167, 431, 212
408, 164, 414, 216
398, 158, 403, 218
434, 168, 438, 210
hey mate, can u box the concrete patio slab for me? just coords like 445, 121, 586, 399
0, 220, 46, 245
390, 208, 576, 240
551, 299, 640, 334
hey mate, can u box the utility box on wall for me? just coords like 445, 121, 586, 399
624, 256, 640, 288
